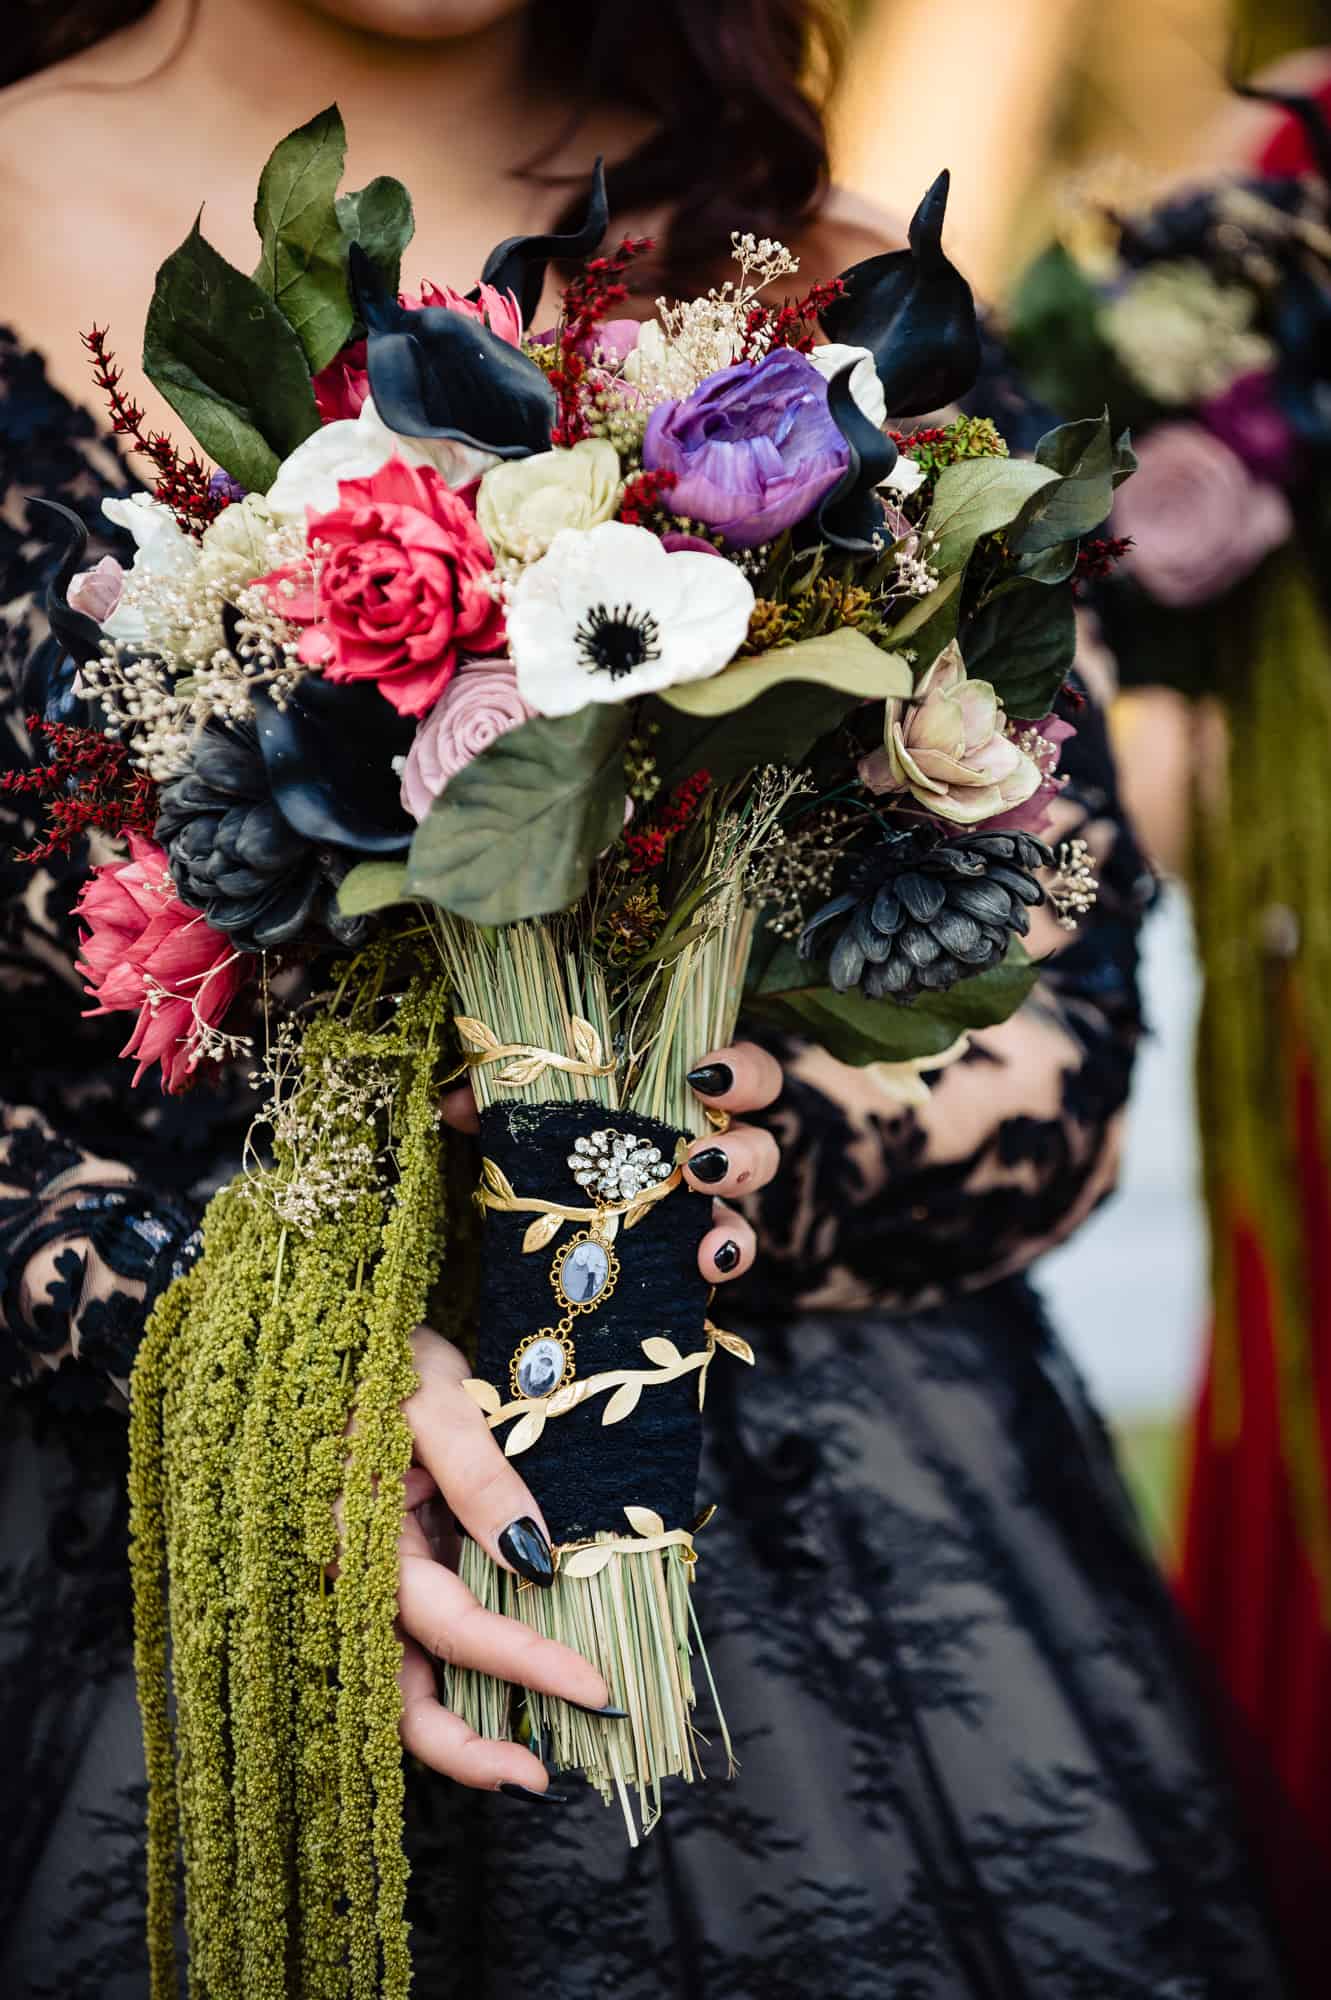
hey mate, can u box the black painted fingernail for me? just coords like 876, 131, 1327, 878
688, 1146, 729, 1186
498, 1783, 571, 1805
713, 1239, 741, 1274
687, 1062, 733, 1098
565, 1699, 629, 1718
498, 1517, 554, 1589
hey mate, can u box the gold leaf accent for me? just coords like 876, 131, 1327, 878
461, 1377, 501, 1416
640, 1336, 682, 1367
480, 1157, 516, 1202
602, 1380, 642, 1426
624, 1505, 666, 1538
713, 1330, 755, 1365
504, 1408, 546, 1457
545, 1382, 583, 1418
693, 1503, 718, 1532
698, 1367, 707, 1410
521, 1212, 563, 1254
495, 1055, 546, 1087
559, 1545, 616, 1579
569, 1016, 604, 1067
455, 1016, 501, 1052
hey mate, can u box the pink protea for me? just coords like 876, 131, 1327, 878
76, 834, 250, 1093
411, 280, 524, 347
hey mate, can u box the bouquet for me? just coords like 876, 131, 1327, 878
1006, 85, 1331, 1688
11, 107, 1126, 1997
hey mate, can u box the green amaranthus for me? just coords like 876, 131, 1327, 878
129, 951, 452, 2000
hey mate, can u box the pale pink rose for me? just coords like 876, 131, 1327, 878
861, 640, 1042, 827
1112, 422, 1292, 609
67, 555, 125, 624
399, 660, 535, 821
76, 833, 250, 1093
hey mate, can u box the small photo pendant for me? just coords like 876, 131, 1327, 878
551, 1232, 619, 1314
511, 1333, 575, 1402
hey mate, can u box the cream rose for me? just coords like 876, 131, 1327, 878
476, 440, 624, 565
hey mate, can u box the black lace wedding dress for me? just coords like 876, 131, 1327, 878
0, 331, 1293, 2000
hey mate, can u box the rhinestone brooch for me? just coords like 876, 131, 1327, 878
567, 1128, 672, 1205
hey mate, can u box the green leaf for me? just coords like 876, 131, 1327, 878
961, 582, 1077, 719
890, 570, 961, 641
144, 220, 321, 490
252, 105, 354, 374
336, 860, 410, 917
648, 679, 868, 792
745, 944, 1041, 1065
925, 457, 1059, 576
337, 177, 415, 298
404, 708, 627, 925
1006, 243, 1116, 417
659, 628, 911, 717
1012, 414, 1137, 555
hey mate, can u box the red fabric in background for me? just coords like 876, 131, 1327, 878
1177, 86, 1331, 1987
1179, 1043, 1331, 1980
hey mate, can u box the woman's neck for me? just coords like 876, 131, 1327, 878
116, 0, 546, 176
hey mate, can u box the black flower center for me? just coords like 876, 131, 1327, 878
573, 602, 662, 679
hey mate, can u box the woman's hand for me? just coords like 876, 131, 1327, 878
440, 1039, 784, 1285
394, 1325, 614, 1802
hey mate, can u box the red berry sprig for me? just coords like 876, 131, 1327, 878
550, 235, 652, 446
624, 768, 712, 874
1, 716, 159, 863
82, 326, 227, 537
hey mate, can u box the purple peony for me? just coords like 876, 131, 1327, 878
642, 349, 849, 548
1198, 369, 1298, 489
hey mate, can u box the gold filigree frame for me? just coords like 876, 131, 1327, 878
549, 1230, 621, 1316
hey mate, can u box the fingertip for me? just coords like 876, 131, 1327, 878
439, 1084, 480, 1134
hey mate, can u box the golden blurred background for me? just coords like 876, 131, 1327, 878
832, 0, 1324, 298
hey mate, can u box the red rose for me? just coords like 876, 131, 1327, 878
261, 459, 506, 718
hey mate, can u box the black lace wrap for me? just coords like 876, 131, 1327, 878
473, 1102, 712, 1544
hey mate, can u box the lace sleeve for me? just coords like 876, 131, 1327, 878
738, 647, 1156, 1316
0, 330, 207, 1390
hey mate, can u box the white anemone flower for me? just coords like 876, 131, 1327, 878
806, 343, 924, 495
506, 521, 755, 718
265, 394, 500, 523
808, 341, 887, 430
100, 495, 198, 645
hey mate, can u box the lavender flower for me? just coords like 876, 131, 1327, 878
642, 349, 849, 549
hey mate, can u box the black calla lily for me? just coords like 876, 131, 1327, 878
477, 158, 610, 327
820, 170, 981, 418
349, 244, 556, 458
220, 605, 415, 855
28, 498, 107, 669
816, 362, 899, 555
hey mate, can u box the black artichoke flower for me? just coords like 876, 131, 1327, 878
156, 720, 368, 953
799, 827, 1051, 1002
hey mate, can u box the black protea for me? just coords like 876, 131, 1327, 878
156, 720, 368, 954
799, 826, 1052, 1002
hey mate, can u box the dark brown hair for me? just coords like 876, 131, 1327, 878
4, 2, 841, 289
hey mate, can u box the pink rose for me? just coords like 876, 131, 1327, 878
258, 458, 506, 719
66, 554, 125, 624
1112, 422, 1292, 609
77, 833, 250, 1094
400, 660, 535, 822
